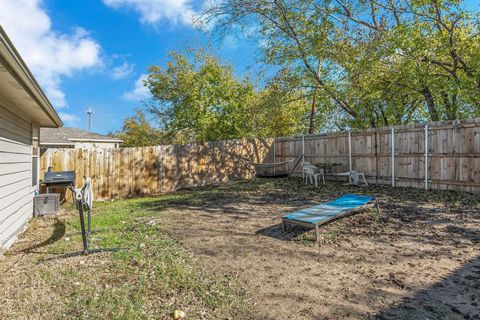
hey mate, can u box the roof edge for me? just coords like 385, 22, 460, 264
41, 142, 75, 146
69, 138, 123, 143
0, 26, 62, 127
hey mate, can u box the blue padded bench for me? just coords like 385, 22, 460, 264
282, 194, 380, 242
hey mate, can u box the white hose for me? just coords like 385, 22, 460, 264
83, 178, 93, 210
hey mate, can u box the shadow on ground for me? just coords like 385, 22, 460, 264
21, 219, 66, 253
375, 254, 480, 320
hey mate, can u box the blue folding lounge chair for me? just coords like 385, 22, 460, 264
282, 194, 380, 242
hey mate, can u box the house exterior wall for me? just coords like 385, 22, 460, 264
0, 102, 37, 252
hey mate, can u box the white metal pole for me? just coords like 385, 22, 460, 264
302, 135, 305, 179
348, 130, 352, 172
86, 107, 94, 132
391, 128, 395, 187
273, 138, 276, 175
424, 125, 429, 190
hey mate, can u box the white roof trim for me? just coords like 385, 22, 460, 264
41, 142, 74, 146
68, 138, 123, 143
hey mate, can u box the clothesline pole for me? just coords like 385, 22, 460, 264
391, 127, 395, 187
348, 130, 352, 172
424, 125, 429, 190
302, 135, 305, 179
273, 138, 276, 175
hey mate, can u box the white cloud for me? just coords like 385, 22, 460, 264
112, 62, 135, 80
123, 74, 150, 101
103, 0, 199, 26
58, 112, 80, 126
0, 0, 103, 108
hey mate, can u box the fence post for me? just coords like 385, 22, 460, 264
273, 138, 276, 175
348, 130, 352, 172
391, 127, 395, 187
424, 125, 429, 190
302, 135, 305, 179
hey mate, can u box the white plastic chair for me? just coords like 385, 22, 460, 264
337, 170, 368, 186
303, 164, 325, 187
301, 161, 311, 183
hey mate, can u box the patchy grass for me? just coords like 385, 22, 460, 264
0, 190, 249, 320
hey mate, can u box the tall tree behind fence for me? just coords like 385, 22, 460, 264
275, 118, 480, 193
41, 139, 273, 200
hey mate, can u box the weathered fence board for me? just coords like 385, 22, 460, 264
41, 139, 272, 200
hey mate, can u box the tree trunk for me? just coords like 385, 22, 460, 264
308, 64, 322, 134
308, 95, 317, 134
441, 91, 458, 120
421, 87, 439, 121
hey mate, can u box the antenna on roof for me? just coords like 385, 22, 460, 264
86, 107, 94, 132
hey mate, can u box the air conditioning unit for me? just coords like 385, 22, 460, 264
34, 193, 60, 216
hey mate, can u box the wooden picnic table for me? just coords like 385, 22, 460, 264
314, 162, 343, 174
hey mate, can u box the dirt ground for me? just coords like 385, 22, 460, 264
162, 179, 480, 319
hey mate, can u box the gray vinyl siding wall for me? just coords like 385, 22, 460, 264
0, 102, 34, 251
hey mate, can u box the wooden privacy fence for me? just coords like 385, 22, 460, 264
40, 138, 272, 200
274, 118, 480, 193
41, 118, 480, 199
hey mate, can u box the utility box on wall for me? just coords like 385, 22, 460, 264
34, 193, 60, 216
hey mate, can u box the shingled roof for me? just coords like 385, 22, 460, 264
40, 127, 123, 145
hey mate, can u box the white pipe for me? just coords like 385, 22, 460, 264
302, 135, 305, 179
424, 125, 429, 190
273, 138, 276, 175
391, 128, 395, 187
348, 130, 352, 172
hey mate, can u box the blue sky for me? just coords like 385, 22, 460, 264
0, 0, 260, 134
0, 0, 478, 134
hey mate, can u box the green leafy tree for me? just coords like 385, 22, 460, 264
144, 51, 309, 143
204, 0, 480, 128
113, 109, 166, 147
240, 80, 309, 138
